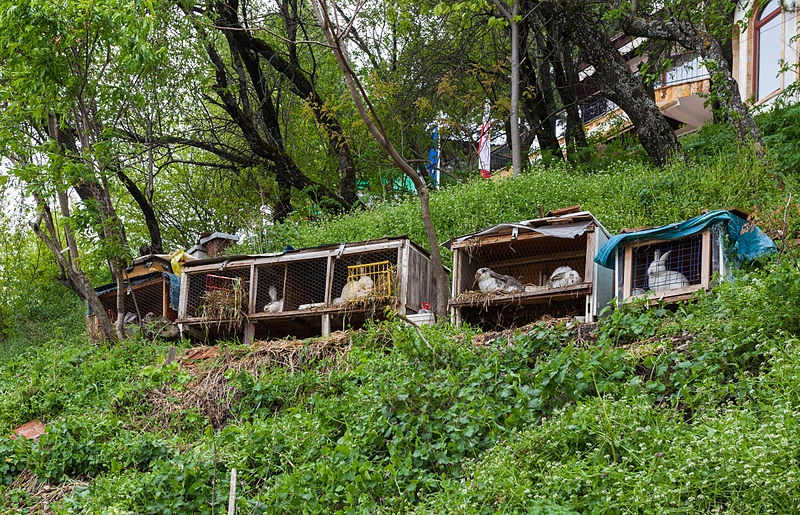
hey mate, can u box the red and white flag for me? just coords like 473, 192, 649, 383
478, 108, 491, 178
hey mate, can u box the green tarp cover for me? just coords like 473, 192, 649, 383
594, 210, 777, 269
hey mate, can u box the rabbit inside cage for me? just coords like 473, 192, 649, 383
460, 235, 587, 294
631, 235, 702, 294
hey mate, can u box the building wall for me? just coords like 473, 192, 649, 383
733, 1, 799, 105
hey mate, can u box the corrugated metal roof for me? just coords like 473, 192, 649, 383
444, 211, 610, 249
182, 235, 430, 269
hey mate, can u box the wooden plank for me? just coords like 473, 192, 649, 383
248, 264, 256, 314
623, 246, 633, 300
324, 256, 333, 307
186, 260, 256, 273
398, 242, 410, 314
178, 273, 188, 320
448, 283, 592, 307
452, 248, 460, 297
701, 229, 711, 288
627, 232, 701, 250
451, 230, 550, 249
282, 263, 289, 305
340, 241, 402, 255
243, 322, 254, 345
584, 231, 595, 286
162, 280, 169, 318
623, 284, 704, 305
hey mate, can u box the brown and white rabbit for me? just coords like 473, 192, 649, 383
647, 249, 689, 292
475, 267, 523, 292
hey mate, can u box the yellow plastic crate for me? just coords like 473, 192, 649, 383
346, 261, 394, 301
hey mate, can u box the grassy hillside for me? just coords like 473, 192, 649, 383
1, 106, 800, 512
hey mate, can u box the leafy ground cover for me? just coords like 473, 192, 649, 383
2, 258, 800, 512
2, 105, 800, 512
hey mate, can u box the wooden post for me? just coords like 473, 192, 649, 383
701, 229, 712, 288
165, 346, 176, 365
228, 468, 237, 515
583, 230, 595, 286
178, 272, 188, 320
623, 246, 634, 300
399, 242, 410, 315
322, 314, 331, 336
324, 256, 333, 307
249, 265, 257, 314
162, 281, 169, 318
243, 322, 254, 345
537, 204, 544, 218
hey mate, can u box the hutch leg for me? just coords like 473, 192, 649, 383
322, 314, 331, 336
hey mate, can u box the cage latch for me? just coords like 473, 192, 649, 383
511, 227, 519, 240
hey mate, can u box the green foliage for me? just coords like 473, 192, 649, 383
4, 102, 800, 512
684, 101, 800, 179
240, 146, 786, 267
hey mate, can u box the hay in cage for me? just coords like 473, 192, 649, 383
455, 289, 528, 310
197, 275, 248, 331
146, 331, 353, 428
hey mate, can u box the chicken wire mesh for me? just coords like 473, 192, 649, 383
185, 267, 251, 318
97, 279, 169, 320
254, 265, 287, 314
331, 250, 399, 306
459, 234, 588, 292
283, 258, 327, 311
631, 233, 702, 293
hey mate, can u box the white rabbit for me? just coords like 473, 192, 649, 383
333, 264, 374, 304
264, 285, 284, 313
475, 267, 524, 292
647, 249, 689, 292
546, 266, 582, 288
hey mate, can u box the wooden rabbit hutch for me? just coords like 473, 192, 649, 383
614, 229, 722, 303
177, 237, 436, 341
594, 210, 773, 304
87, 254, 180, 340
447, 210, 614, 330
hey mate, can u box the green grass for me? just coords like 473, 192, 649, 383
244, 146, 787, 270
2, 105, 800, 512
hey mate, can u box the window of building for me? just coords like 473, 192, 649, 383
754, 0, 782, 101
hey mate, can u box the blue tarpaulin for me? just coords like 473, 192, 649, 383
594, 210, 777, 269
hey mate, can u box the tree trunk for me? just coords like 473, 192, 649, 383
519, 22, 562, 159
549, 36, 589, 162
215, 0, 358, 208
625, 17, 764, 153
116, 168, 163, 254
30, 205, 117, 341
553, 3, 683, 166
509, 0, 522, 175
312, 0, 451, 318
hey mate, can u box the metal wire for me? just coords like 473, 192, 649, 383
631, 234, 702, 292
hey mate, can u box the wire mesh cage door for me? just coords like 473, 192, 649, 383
185, 268, 250, 319
284, 258, 328, 311
254, 265, 287, 314
626, 232, 705, 297
456, 234, 588, 293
